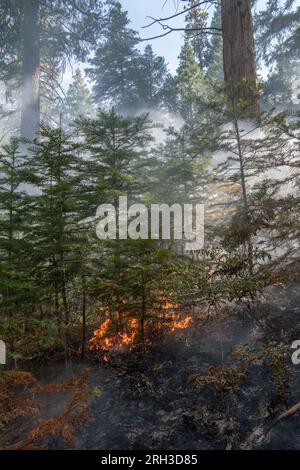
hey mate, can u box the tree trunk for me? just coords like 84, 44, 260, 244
232, 114, 254, 274
81, 277, 87, 359
21, 0, 40, 140
221, 0, 259, 117
140, 285, 146, 348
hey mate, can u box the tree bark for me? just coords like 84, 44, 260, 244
221, 0, 259, 117
81, 277, 87, 359
21, 0, 40, 140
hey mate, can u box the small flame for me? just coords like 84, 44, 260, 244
162, 302, 180, 310
170, 315, 193, 330
88, 303, 192, 359
88, 318, 139, 352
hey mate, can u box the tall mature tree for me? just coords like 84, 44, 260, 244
0, 0, 104, 140
21, 0, 40, 140
142, 0, 259, 114
185, 0, 209, 68
255, 0, 300, 109
88, 2, 172, 112
176, 39, 208, 122
205, 3, 223, 81
221, 0, 259, 116
135, 45, 169, 109
255, 0, 300, 67
87, 1, 139, 110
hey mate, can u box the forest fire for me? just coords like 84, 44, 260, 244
88, 318, 139, 352
88, 304, 193, 357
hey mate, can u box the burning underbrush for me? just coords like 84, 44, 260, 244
88, 303, 193, 362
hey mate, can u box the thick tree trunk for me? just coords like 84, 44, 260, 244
221, 0, 259, 117
21, 0, 40, 140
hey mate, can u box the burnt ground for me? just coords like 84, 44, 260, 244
36, 282, 300, 450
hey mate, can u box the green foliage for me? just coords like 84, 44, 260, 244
77, 108, 154, 211
87, 0, 139, 109
176, 39, 209, 122
0, 139, 38, 314
189, 366, 247, 393
232, 342, 292, 397
63, 68, 94, 126
184, 0, 209, 69
0, 0, 104, 127
87, 1, 172, 111
0, 0, 298, 370
205, 3, 223, 81
255, 1, 300, 108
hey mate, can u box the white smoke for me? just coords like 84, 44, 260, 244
0, 80, 21, 144
139, 108, 184, 144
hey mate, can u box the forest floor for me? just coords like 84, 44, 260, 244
28, 282, 300, 450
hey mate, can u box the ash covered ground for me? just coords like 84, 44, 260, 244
38, 282, 300, 450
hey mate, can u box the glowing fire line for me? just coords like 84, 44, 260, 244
88, 304, 192, 355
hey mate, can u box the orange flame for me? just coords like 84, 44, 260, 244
169, 315, 193, 330
88, 317, 139, 352
88, 303, 192, 357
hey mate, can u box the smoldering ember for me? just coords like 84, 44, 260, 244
0, 0, 299, 457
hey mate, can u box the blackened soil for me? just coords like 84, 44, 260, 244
38, 283, 300, 450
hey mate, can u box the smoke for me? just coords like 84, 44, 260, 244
212, 118, 298, 196
291, 62, 300, 105
21, 76, 39, 112
139, 108, 184, 144
0, 80, 21, 144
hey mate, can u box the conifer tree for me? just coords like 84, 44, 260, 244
77, 108, 154, 212
135, 45, 169, 109
221, 0, 259, 118
176, 39, 209, 123
0, 138, 37, 311
87, 1, 139, 110
63, 68, 93, 127
215, 109, 300, 275
255, 1, 300, 109
77, 108, 155, 349
205, 4, 223, 81
25, 123, 85, 361
185, 0, 209, 68
0, 0, 104, 139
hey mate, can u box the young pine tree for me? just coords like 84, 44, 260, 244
26, 123, 85, 362
0, 139, 36, 315
76, 108, 156, 341
63, 68, 93, 127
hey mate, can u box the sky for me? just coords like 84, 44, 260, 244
62, 0, 270, 90
121, 0, 204, 74
121, 0, 268, 75
63, 0, 188, 88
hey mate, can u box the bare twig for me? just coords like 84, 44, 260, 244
142, 1, 217, 29
140, 26, 222, 42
